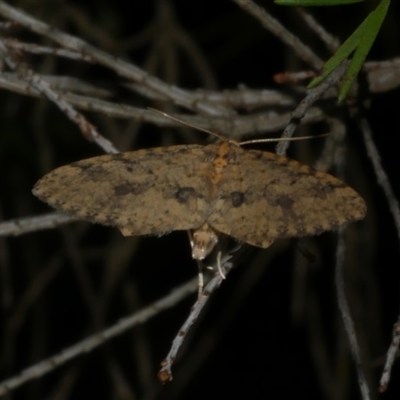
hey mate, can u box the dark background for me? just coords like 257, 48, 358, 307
1, 0, 400, 399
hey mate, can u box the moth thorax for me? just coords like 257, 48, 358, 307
191, 224, 219, 260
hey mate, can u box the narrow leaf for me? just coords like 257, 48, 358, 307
338, 0, 390, 101
308, 16, 368, 88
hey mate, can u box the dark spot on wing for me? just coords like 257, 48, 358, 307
265, 188, 294, 211
277, 194, 294, 210
112, 157, 155, 174
175, 187, 196, 203
114, 182, 150, 196
231, 191, 245, 207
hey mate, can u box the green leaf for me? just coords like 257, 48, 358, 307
307, 0, 390, 101
338, 0, 390, 101
275, 0, 390, 101
308, 15, 368, 88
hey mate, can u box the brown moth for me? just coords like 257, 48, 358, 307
32, 140, 366, 259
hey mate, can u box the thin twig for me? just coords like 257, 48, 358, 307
0, 72, 112, 97
296, 8, 340, 53
2, 38, 95, 62
379, 321, 400, 392
0, 70, 327, 136
273, 59, 400, 94
335, 228, 370, 400
273, 70, 315, 84
364, 58, 400, 71
231, 0, 323, 70
360, 118, 400, 241
275, 63, 347, 156
366, 64, 400, 93
158, 252, 235, 383
0, 39, 118, 154
360, 117, 400, 392
158, 0, 218, 90
0, 213, 78, 237
0, 1, 232, 117
0, 277, 198, 396
0, 20, 16, 30
126, 83, 297, 109
313, 118, 346, 172
0, 72, 323, 138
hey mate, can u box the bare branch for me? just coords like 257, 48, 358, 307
0, 1, 232, 117
360, 118, 400, 241
276, 63, 347, 156
159, 252, 235, 382
379, 321, 400, 392
296, 8, 340, 53
0, 213, 78, 237
335, 229, 370, 400
0, 39, 118, 154
2, 38, 96, 62
0, 277, 198, 396
0, 72, 112, 97
360, 117, 400, 393
231, 0, 323, 70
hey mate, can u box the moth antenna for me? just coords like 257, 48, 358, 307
239, 133, 330, 146
148, 107, 229, 143
149, 107, 329, 146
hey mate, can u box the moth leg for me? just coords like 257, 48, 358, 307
196, 260, 204, 298
216, 251, 226, 279
188, 230, 205, 298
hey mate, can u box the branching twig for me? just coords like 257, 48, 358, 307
0, 39, 118, 153
158, 252, 235, 383
0, 277, 198, 396
0, 1, 232, 117
0, 70, 327, 137
360, 117, 400, 392
276, 63, 347, 156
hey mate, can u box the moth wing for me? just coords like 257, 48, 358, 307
33, 145, 212, 236
208, 149, 366, 248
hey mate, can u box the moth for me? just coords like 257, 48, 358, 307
33, 140, 366, 260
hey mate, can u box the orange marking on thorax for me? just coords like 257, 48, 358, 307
211, 141, 229, 185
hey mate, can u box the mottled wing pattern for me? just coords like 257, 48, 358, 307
33, 145, 212, 236
208, 146, 366, 248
